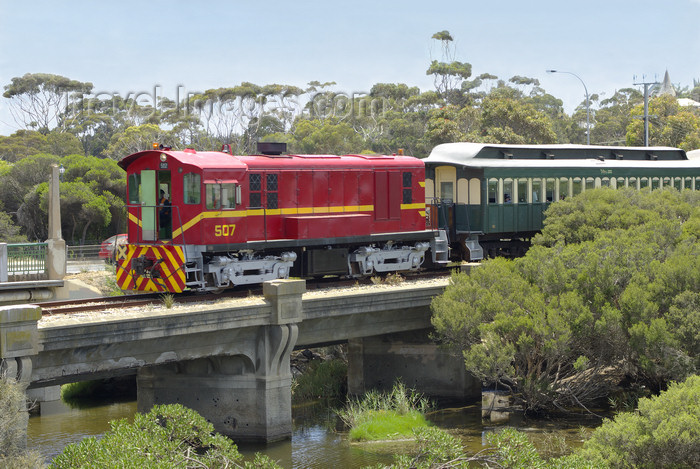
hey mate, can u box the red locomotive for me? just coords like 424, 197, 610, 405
115, 143, 448, 292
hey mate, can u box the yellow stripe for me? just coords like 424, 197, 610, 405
170, 204, 378, 238
419, 181, 425, 188
128, 212, 142, 228
401, 203, 426, 210
419, 211, 426, 217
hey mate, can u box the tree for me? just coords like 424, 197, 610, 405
103, 124, 169, 160
427, 31, 473, 103
0, 130, 50, 163
3, 73, 93, 134
290, 119, 364, 155
478, 87, 557, 144
0, 153, 59, 217
50, 404, 280, 468
432, 189, 700, 412
579, 375, 700, 468
625, 95, 700, 150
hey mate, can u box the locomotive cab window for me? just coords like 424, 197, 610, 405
128, 173, 140, 204
205, 180, 239, 210
184, 173, 201, 204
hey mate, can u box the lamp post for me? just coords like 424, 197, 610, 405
546, 69, 590, 145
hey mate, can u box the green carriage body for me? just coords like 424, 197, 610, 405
423, 142, 700, 260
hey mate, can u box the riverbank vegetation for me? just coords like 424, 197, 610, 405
0, 378, 44, 469
291, 354, 347, 402
49, 404, 280, 469
432, 188, 700, 414
337, 381, 432, 442
384, 375, 699, 468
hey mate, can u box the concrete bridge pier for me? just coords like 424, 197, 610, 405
136, 280, 304, 443
347, 329, 481, 401
0, 305, 42, 451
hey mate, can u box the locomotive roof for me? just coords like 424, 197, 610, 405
426, 142, 689, 165
118, 149, 421, 170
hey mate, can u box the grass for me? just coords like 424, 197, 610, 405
337, 381, 433, 442
349, 409, 430, 441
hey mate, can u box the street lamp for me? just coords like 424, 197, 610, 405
59, 164, 65, 181
547, 69, 590, 145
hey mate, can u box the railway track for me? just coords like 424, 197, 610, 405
36, 270, 454, 316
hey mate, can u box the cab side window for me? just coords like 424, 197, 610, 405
184, 173, 201, 204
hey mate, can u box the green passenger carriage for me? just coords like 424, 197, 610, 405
423, 142, 700, 261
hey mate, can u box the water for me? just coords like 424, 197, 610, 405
27, 398, 603, 467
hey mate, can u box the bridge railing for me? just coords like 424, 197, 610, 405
0, 242, 48, 281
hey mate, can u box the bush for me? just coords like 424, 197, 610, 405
292, 358, 347, 402
48, 404, 280, 468
0, 377, 45, 468
579, 374, 700, 468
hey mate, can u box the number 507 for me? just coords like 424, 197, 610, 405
214, 224, 236, 237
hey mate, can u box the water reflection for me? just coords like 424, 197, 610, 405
27, 400, 137, 462
28, 399, 602, 467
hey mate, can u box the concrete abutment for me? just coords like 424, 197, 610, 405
347, 329, 480, 401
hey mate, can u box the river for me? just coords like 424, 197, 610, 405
28, 397, 603, 467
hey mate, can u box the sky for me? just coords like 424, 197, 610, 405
1, 0, 699, 136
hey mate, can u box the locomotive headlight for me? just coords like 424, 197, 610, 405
160, 153, 167, 162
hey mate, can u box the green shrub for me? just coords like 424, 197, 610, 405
292, 359, 347, 402
579, 374, 700, 468
48, 404, 280, 468
0, 378, 45, 468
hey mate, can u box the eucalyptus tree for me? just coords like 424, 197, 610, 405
3, 73, 93, 134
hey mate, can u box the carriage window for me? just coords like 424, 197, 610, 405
616, 177, 626, 189
440, 182, 453, 203
651, 177, 660, 190
628, 177, 637, 189
662, 177, 670, 188
601, 178, 610, 188
585, 177, 595, 191
674, 177, 682, 190
249, 173, 262, 208
640, 178, 649, 189
517, 179, 527, 203
488, 179, 498, 204
685, 177, 693, 190
572, 177, 583, 195
403, 172, 412, 204
546, 178, 555, 202
128, 173, 141, 204
503, 178, 513, 204
696, 177, 700, 190
559, 177, 570, 199
183, 173, 201, 204
532, 179, 542, 202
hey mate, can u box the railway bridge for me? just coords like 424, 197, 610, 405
1, 278, 479, 445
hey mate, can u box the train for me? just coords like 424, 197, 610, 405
115, 142, 448, 292
115, 142, 700, 293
